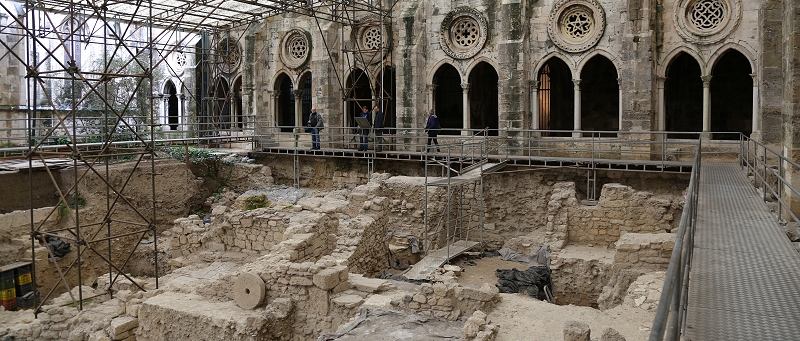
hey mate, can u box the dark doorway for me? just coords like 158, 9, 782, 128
433, 63, 462, 135
346, 68, 372, 127
300, 73, 312, 127
165, 81, 179, 130
275, 73, 294, 133
665, 53, 702, 138
232, 77, 243, 130
468, 62, 499, 136
212, 78, 231, 130
538, 58, 574, 137
711, 50, 752, 140
580, 56, 619, 136
375, 66, 396, 132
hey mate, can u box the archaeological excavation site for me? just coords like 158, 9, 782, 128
0, 150, 688, 341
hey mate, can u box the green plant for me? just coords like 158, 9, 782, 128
243, 195, 270, 210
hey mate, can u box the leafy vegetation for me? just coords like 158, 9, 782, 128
243, 195, 270, 210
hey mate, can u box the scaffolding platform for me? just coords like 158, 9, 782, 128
403, 240, 480, 281
426, 162, 507, 187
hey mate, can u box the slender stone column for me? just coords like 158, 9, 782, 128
293, 89, 303, 130
530, 80, 539, 130
427, 84, 436, 113
573, 79, 581, 138
270, 90, 279, 129
656, 76, 666, 132
702, 75, 712, 136
618, 78, 623, 132
750, 73, 759, 139
462, 83, 470, 135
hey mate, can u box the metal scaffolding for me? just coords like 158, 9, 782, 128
0, 0, 397, 313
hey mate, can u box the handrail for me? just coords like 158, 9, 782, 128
649, 138, 702, 341
740, 135, 800, 225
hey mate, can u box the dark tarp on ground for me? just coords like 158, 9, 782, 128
495, 266, 553, 301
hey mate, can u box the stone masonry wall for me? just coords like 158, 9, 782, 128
613, 233, 675, 270
394, 282, 500, 321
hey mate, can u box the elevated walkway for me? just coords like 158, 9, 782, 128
403, 240, 481, 281
684, 163, 800, 340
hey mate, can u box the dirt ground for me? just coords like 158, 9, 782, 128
449, 254, 653, 340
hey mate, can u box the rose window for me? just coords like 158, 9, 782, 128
281, 29, 311, 69
689, 0, 724, 31
451, 17, 479, 49
215, 39, 241, 73
562, 8, 593, 40
175, 52, 187, 68
363, 27, 382, 50
288, 35, 307, 60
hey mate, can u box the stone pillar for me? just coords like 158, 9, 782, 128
573, 79, 581, 138
270, 90, 279, 129
618, 78, 623, 131
750, 73, 759, 140
161, 95, 169, 128
531, 80, 539, 130
657, 76, 666, 132
462, 83, 470, 135
243, 85, 254, 131
294, 89, 303, 131
427, 84, 436, 113
702, 75, 712, 136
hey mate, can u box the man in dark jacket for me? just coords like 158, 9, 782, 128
424, 109, 440, 153
308, 108, 323, 150
358, 105, 372, 151
373, 106, 385, 152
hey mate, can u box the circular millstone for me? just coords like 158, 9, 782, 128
233, 273, 266, 310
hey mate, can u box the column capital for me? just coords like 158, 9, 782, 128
293, 89, 304, 98
617, 78, 622, 87
427, 84, 437, 91
572, 78, 581, 90
701, 75, 712, 86
269, 90, 280, 99
749, 73, 757, 81
461, 83, 470, 92
530, 80, 540, 89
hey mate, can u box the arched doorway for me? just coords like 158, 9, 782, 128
433, 63, 462, 134
275, 73, 294, 132
468, 62, 499, 135
212, 77, 231, 130
711, 50, 752, 140
232, 77, 243, 130
665, 53, 703, 138
537, 57, 573, 137
299, 72, 312, 127
375, 66, 396, 130
346, 68, 371, 127
580, 55, 619, 136
165, 81, 179, 130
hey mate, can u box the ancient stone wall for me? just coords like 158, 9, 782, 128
395, 282, 500, 321
551, 252, 614, 308
612, 233, 675, 270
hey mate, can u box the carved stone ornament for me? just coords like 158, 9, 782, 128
547, 0, 606, 53
280, 29, 311, 70
353, 15, 392, 64
215, 38, 241, 74
440, 7, 488, 60
674, 0, 741, 44
174, 51, 187, 69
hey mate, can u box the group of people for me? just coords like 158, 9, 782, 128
306, 106, 441, 153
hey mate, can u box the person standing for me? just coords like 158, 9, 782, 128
424, 109, 440, 153
358, 105, 372, 151
373, 106, 385, 152
308, 108, 323, 150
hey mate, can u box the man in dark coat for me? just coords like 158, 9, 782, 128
307, 108, 323, 150
358, 105, 372, 151
424, 109, 440, 153
373, 106, 385, 152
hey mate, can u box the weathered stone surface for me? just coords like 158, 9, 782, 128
331, 294, 364, 309
348, 274, 390, 293
563, 321, 590, 341
600, 327, 626, 341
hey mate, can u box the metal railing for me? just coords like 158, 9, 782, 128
740, 135, 800, 224
649, 138, 702, 341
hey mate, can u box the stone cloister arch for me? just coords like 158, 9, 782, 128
710, 49, 753, 140
433, 63, 463, 134
346, 68, 372, 128
467, 61, 499, 135
665, 52, 703, 138
537, 57, 574, 137
212, 77, 231, 131
275, 73, 295, 132
164, 80, 179, 130
579, 55, 619, 135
